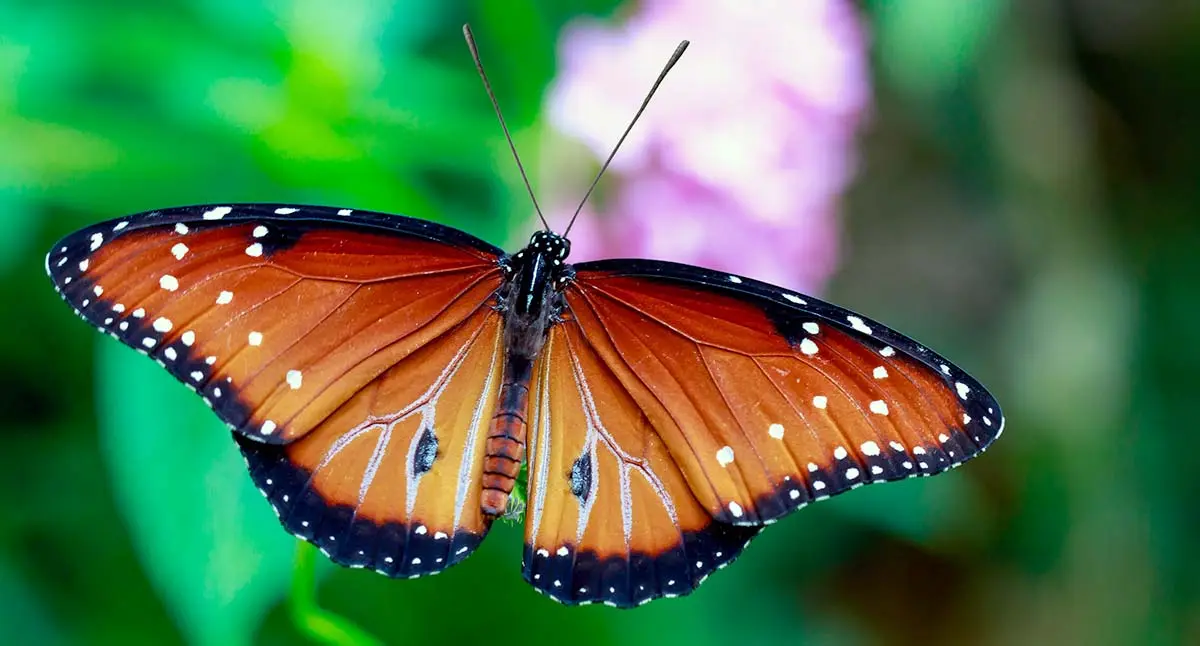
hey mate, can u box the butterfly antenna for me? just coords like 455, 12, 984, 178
463, 24, 549, 230
563, 39, 689, 237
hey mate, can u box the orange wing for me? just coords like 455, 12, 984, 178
46, 205, 503, 444
47, 204, 508, 574
238, 305, 504, 576
522, 320, 760, 607
563, 263, 1004, 529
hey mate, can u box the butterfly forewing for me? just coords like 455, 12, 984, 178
45, 204, 505, 444
565, 260, 1004, 526
523, 320, 760, 607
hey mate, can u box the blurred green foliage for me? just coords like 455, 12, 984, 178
2, 0, 1198, 645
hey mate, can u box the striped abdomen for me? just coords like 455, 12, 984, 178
481, 355, 532, 517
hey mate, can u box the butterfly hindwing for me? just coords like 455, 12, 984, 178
237, 305, 506, 576
522, 319, 761, 607
566, 259, 1004, 527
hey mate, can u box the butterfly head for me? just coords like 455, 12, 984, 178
527, 230, 571, 266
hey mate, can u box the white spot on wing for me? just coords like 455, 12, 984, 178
767, 423, 784, 439
252, 225, 268, 238
880, 346, 896, 357
274, 207, 298, 215
159, 275, 179, 291
286, 369, 303, 390
715, 445, 735, 467
245, 243, 263, 257
728, 501, 743, 518
869, 400, 889, 415
861, 441, 880, 456
834, 446, 848, 460
783, 293, 806, 305
152, 317, 173, 333
873, 366, 888, 379
847, 315, 873, 335
337, 209, 352, 216
171, 243, 188, 260
248, 331, 263, 346
175, 223, 190, 235
812, 395, 828, 409
202, 206, 231, 220
181, 330, 196, 346
728, 275, 742, 284
799, 338, 819, 355
803, 322, 819, 335
261, 420, 277, 435
216, 291, 233, 305
956, 382, 970, 399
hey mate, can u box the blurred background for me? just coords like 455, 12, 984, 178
2, 0, 1197, 644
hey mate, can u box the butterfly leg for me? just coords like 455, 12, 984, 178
481, 354, 533, 517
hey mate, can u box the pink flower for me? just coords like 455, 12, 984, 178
545, 0, 870, 293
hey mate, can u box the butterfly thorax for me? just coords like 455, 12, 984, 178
498, 230, 571, 360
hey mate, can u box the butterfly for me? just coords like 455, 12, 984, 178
44, 28, 1003, 609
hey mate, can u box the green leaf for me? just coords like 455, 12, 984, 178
874, 0, 1004, 96
96, 338, 294, 646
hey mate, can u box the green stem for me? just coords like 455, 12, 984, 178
289, 542, 383, 646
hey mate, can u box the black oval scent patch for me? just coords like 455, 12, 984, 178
413, 426, 438, 474
569, 452, 592, 502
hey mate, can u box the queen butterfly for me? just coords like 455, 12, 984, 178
44, 26, 1002, 608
